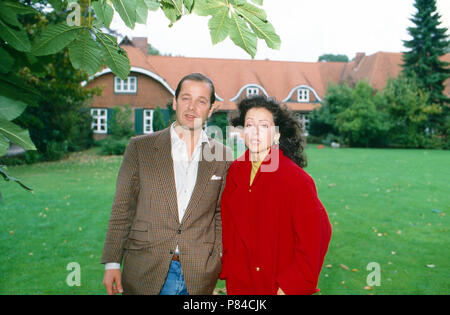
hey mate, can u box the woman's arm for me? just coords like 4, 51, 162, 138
276, 176, 332, 295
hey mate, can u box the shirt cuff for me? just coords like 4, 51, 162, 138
105, 263, 121, 270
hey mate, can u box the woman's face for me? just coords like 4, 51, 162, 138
243, 107, 279, 155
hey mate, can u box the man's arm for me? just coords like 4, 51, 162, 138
101, 137, 140, 294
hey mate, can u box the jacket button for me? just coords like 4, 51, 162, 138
249, 189, 252, 192
256, 267, 260, 271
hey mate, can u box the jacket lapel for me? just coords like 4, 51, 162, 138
153, 128, 180, 223
181, 141, 218, 225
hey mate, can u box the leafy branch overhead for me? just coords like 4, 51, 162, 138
36, 0, 278, 80
0, 0, 279, 160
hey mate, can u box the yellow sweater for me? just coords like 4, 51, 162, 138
249, 150, 270, 186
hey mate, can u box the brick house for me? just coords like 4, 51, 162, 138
84, 37, 450, 139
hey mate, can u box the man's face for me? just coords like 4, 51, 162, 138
173, 80, 214, 130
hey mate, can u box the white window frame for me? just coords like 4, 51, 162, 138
114, 76, 137, 93
246, 87, 259, 97
143, 109, 154, 134
297, 88, 310, 102
91, 108, 107, 134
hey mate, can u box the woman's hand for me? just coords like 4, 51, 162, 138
277, 287, 286, 295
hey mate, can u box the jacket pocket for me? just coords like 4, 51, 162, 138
128, 220, 149, 241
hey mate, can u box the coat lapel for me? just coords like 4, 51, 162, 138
153, 128, 180, 223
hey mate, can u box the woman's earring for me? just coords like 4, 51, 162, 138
273, 136, 280, 148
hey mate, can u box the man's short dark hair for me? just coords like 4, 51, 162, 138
175, 73, 216, 105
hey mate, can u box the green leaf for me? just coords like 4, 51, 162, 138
250, 0, 263, 5
95, 32, 130, 80
161, 2, 180, 24
136, 0, 149, 24
229, 11, 257, 58
208, 7, 231, 44
234, 6, 280, 49
0, 96, 27, 121
0, 74, 40, 107
31, 23, 82, 56
93, 0, 114, 28
0, 137, 8, 157
47, 0, 62, 11
0, 117, 36, 151
234, 2, 266, 21
112, 0, 137, 29
144, 0, 160, 11
68, 30, 103, 76
162, 0, 183, 16
0, 2, 22, 28
0, 19, 31, 52
0, 47, 14, 73
3, 0, 37, 15
183, 0, 194, 13
194, 0, 228, 17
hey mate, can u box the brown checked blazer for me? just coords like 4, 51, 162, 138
101, 127, 232, 295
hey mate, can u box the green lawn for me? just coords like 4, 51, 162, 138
0, 146, 448, 294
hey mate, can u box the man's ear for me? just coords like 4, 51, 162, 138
207, 103, 220, 118
172, 96, 177, 111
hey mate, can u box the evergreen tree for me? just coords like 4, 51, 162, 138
402, 0, 449, 107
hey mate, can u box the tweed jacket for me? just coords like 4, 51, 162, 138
101, 127, 232, 295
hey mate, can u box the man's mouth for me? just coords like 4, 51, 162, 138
184, 114, 197, 121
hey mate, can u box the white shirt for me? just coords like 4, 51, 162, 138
170, 122, 210, 225
105, 123, 209, 270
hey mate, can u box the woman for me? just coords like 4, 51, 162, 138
220, 95, 332, 295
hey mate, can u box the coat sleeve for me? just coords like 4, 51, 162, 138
276, 175, 332, 295
219, 163, 235, 280
101, 137, 140, 264
214, 159, 231, 257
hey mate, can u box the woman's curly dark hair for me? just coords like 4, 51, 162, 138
231, 95, 307, 168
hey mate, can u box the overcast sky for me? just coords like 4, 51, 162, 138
110, 0, 450, 62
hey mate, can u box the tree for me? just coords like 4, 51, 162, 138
147, 42, 161, 55
308, 82, 353, 141
318, 54, 349, 62
208, 111, 228, 143
152, 106, 166, 132
13, 3, 101, 162
378, 75, 442, 148
335, 82, 389, 147
402, 0, 449, 138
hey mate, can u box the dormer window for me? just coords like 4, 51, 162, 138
297, 88, 310, 102
246, 87, 259, 97
115, 76, 137, 93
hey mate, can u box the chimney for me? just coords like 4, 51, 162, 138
131, 37, 148, 55
354, 52, 365, 66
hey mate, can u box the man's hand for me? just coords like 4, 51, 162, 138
103, 269, 123, 295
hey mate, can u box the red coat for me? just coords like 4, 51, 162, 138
220, 148, 332, 295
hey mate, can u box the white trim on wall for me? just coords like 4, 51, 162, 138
282, 85, 322, 103
230, 84, 269, 102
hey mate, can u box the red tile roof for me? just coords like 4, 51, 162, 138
118, 41, 449, 111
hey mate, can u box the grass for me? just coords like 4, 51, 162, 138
0, 146, 448, 294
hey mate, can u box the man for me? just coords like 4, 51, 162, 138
101, 73, 232, 295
